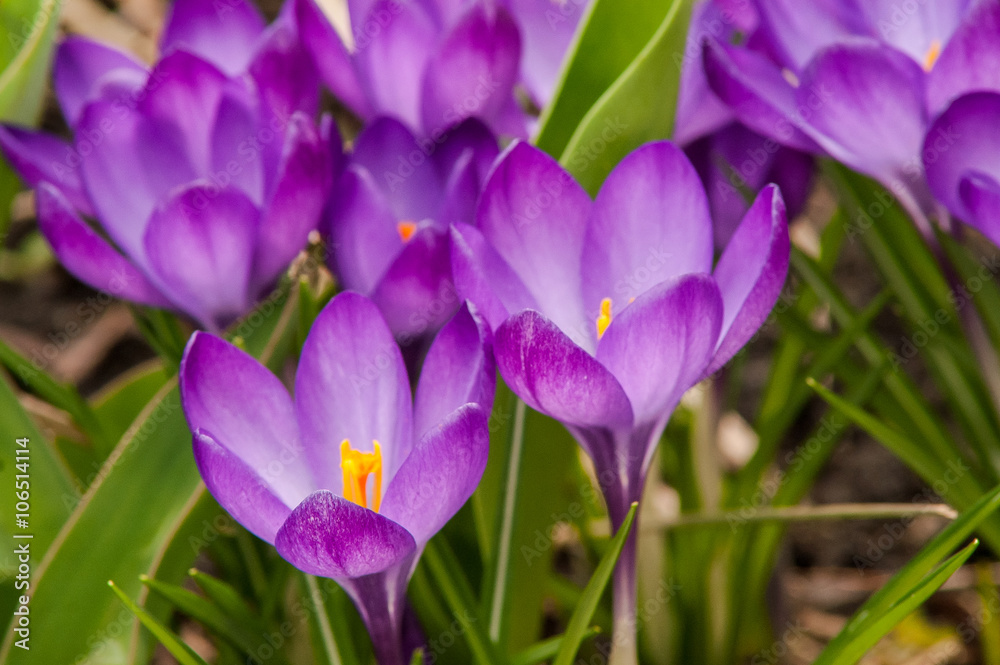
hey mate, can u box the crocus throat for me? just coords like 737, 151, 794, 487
923, 40, 941, 71
596, 298, 613, 339
397, 221, 417, 243
340, 440, 383, 512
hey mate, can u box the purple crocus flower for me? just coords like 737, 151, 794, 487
179, 292, 494, 665
675, 0, 812, 247
451, 140, 788, 661
329, 115, 498, 349
701, 0, 997, 230
293, 0, 526, 138
925, 91, 1000, 246
0, 0, 332, 331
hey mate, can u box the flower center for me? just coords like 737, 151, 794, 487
596, 298, 613, 339
340, 439, 382, 512
397, 220, 417, 243
923, 39, 942, 71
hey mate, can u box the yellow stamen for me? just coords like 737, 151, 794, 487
923, 39, 942, 71
596, 298, 613, 339
397, 220, 417, 243
340, 439, 383, 512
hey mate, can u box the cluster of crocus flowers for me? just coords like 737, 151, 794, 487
452, 140, 789, 662
702, 0, 1000, 234
0, 0, 332, 331
328, 116, 499, 350
179, 293, 494, 665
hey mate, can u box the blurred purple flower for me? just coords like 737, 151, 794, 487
328, 115, 499, 348
451, 140, 788, 660
0, 0, 332, 330
702, 0, 998, 230
925, 91, 1000, 246
179, 292, 494, 665
293, 0, 590, 137
675, 0, 812, 247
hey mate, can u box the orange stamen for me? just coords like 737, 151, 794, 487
596, 298, 613, 339
340, 439, 383, 512
397, 220, 417, 243
923, 39, 942, 71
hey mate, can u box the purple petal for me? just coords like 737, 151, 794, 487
924, 92, 1000, 224
35, 184, 169, 308
752, 0, 868, 71
381, 404, 489, 545
143, 184, 259, 330
596, 274, 723, 427
420, 4, 521, 136
329, 166, 403, 295
295, 293, 413, 488
796, 42, 927, 188
161, 0, 266, 75
75, 100, 196, 261
414, 304, 494, 438
701, 39, 822, 153
673, 1, 739, 145
252, 113, 328, 294
860, 1, 970, 64
180, 331, 313, 509
193, 430, 293, 543
355, 0, 438, 131
495, 310, 634, 430
274, 490, 417, 579
430, 117, 500, 187
293, 0, 370, 118
708, 185, 789, 375
476, 141, 590, 347
581, 141, 714, 332
927, 2, 1000, 113
436, 152, 480, 228
449, 223, 537, 332
352, 116, 444, 221
210, 81, 264, 205
499, 0, 583, 107
53, 36, 147, 126
248, 15, 321, 122
0, 125, 93, 215
959, 173, 1000, 247
137, 51, 229, 173
370, 226, 457, 342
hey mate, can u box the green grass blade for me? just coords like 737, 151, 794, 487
141, 575, 267, 658
0, 292, 298, 665
423, 538, 505, 665
510, 628, 601, 665
108, 580, 210, 665
552, 502, 638, 665
557, 0, 692, 194
535, 0, 672, 158
485, 398, 527, 644
0, 336, 111, 450
815, 541, 978, 665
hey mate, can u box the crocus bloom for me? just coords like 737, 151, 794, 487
294, 0, 529, 138
675, 0, 812, 247
329, 115, 499, 349
451, 140, 788, 661
925, 91, 1000, 246
702, 0, 997, 230
0, 0, 332, 331
179, 293, 494, 665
